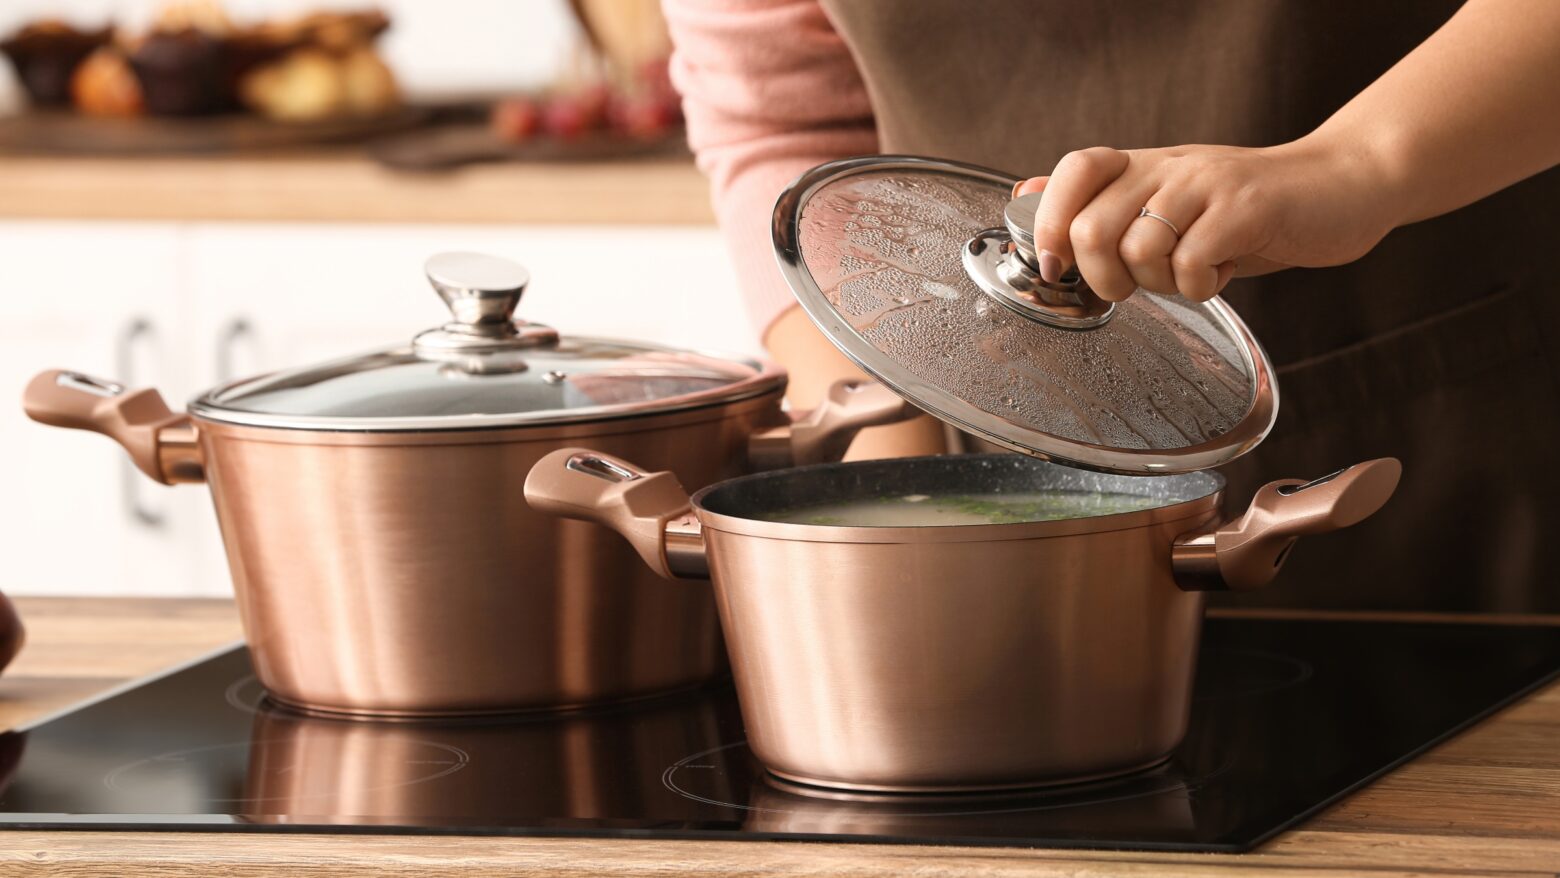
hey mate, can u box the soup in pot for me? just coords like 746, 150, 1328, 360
759, 490, 1160, 527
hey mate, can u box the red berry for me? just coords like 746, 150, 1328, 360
607, 92, 675, 139
636, 58, 675, 95
490, 98, 541, 142
542, 95, 590, 139
574, 82, 611, 128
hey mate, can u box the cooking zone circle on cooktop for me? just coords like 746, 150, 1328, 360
1194, 648, 1315, 701
103, 739, 470, 804
225, 675, 269, 715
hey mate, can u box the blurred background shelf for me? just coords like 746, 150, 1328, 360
0, 152, 714, 224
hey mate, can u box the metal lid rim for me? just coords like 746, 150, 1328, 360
772, 155, 1279, 476
187, 338, 788, 433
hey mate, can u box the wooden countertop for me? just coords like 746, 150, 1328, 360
0, 597, 1557, 877
0, 153, 714, 225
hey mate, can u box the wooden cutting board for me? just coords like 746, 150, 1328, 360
0, 106, 430, 155
367, 121, 688, 171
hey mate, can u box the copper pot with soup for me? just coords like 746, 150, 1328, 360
523, 157, 1403, 791
21, 252, 915, 717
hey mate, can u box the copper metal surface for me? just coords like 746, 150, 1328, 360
700, 516, 1210, 791
24, 367, 913, 716
746, 379, 916, 469
1171, 459, 1402, 591
198, 404, 769, 716
23, 370, 188, 484
526, 449, 1398, 791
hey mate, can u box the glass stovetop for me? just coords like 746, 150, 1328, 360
0, 617, 1557, 853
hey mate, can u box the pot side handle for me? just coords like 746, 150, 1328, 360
748, 379, 920, 470
524, 448, 709, 580
1172, 458, 1402, 592
22, 370, 204, 485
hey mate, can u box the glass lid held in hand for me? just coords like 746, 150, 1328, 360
189, 252, 783, 432
773, 156, 1277, 475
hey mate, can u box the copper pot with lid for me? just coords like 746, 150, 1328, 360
21, 252, 916, 717
523, 156, 1403, 791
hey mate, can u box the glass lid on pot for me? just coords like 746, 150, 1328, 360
773, 156, 1277, 474
190, 252, 784, 432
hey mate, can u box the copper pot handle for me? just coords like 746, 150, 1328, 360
22, 370, 204, 485
748, 379, 920, 470
1172, 457, 1402, 592
524, 448, 709, 580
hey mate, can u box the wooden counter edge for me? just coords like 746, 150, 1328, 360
0, 155, 715, 225
3, 827, 1559, 878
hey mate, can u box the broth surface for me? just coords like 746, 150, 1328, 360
759, 490, 1160, 527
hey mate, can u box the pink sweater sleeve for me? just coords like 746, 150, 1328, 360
663, 0, 878, 335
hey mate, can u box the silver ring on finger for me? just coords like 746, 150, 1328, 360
1137, 207, 1181, 238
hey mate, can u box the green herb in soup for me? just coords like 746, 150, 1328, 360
761, 490, 1160, 527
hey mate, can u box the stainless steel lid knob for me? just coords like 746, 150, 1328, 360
963, 191, 1114, 329
426, 251, 531, 333
1002, 191, 1044, 256
414, 252, 559, 369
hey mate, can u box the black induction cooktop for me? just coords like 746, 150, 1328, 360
0, 616, 1556, 852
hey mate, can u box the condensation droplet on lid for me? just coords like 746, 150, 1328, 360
921, 280, 959, 299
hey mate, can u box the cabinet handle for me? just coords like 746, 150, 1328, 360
116, 317, 165, 529
215, 317, 259, 384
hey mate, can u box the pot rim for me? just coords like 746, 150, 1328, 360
190, 386, 788, 447
187, 339, 788, 433
689, 453, 1226, 544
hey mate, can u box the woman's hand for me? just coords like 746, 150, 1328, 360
1015, 138, 1406, 302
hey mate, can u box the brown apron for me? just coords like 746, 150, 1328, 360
820, 0, 1560, 612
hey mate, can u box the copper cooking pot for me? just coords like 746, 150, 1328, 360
525, 450, 1400, 791
20, 253, 915, 717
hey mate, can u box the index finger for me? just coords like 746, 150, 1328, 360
1031, 147, 1131, 269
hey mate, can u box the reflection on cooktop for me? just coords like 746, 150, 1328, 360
0, 618, 1556, 852
104, 737, 472, 806
665, 742, 1237, 839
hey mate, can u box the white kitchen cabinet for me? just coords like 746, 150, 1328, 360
181, 223, 758, 369
2, 220, 759, 597
0, 221, 214, 597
